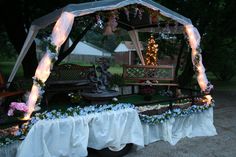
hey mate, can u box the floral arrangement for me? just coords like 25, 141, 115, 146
7, 102, 28, 118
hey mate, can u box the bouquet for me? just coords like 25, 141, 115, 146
7, 102, 28, 118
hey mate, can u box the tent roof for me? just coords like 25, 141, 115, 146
114, 41, 144, 52
32, 0, 192, 30
70, 40, 111, 56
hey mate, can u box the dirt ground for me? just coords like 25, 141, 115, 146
124, 90, 236, 157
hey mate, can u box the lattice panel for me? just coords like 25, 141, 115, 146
154, 68, 173, 79
47, 64, 94, 82
126, 68, 145, 78
125, 66, 174, 80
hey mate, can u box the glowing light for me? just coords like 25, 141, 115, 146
204, 95, 213, 105
145, 35, 158, 65
25, 85, 39, 117
192, 49, 197, 56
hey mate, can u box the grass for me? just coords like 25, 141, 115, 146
108, 65, 123, 74
0, 61, 24, 79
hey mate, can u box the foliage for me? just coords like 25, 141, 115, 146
0, 32, 17, 61
206, 37, 236, 81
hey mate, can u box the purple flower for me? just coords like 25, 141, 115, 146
7, 102, 28, 117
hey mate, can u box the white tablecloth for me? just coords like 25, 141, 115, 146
16, 108, 144, 157
16, 107, 217, 157
142, 107, 217, 145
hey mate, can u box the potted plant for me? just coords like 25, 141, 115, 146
140, 86, 156, 101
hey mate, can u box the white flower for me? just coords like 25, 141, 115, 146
112, 97, 118, 102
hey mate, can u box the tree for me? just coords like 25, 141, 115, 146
145, 35, 158, 65
0, 0, 95, 78
0, 0, 38, 78
158, 0, 236, 82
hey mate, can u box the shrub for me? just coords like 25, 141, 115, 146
109, 74, 124, 87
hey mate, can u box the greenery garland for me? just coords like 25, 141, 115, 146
139, 103, 214, 125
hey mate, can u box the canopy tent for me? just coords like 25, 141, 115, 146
7, 0, 213, 118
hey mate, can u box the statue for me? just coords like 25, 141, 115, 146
82, 58, 119, 104
88, 58, 112, 93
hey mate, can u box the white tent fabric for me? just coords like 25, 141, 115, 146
128, 30, 145, 65
25, 12, 75, 117
31, 0, 191, 29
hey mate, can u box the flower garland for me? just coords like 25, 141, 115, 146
18, 103, 135, 139
139, 103, 214, 125
137, 99, 191, 112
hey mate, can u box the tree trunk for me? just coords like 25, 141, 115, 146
177, 49, 195, 87
0, 0, 38, 78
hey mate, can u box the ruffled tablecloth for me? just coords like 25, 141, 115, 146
16, 108, 144, 157
15, 107, 217, 157
142, 107, 217, 145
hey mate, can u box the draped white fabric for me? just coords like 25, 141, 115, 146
128, 30, 145, 65
185, 24, 210, 92
26, 12, 75, 117
0, 141, 20, 157
16, 108, 144, 157
142, 108, 217, 145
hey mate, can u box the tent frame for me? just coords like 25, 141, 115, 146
7, 0, 213, 118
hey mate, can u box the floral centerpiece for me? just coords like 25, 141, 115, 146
7, 102, 28, 119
